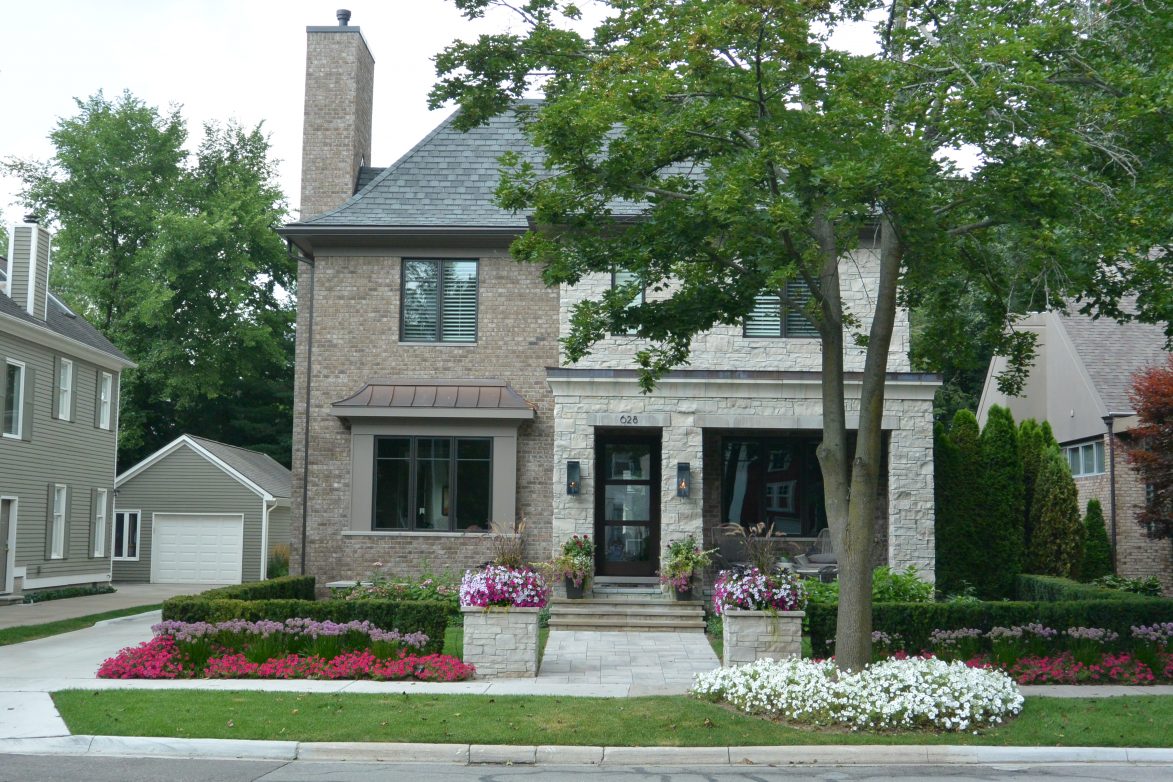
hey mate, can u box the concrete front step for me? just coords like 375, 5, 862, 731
548, 597, 706, 633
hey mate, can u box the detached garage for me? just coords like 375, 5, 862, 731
113, 435, 291, 584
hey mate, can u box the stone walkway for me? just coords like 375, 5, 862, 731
537, 630, 720, 696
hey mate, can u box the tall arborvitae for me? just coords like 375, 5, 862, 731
1019, 419, 1045, 551
978, 406, 1026, 598
1081, 499, 1114, 581
936, 410, 983, 595
1027, 445, 1084, 577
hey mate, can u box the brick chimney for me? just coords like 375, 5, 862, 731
300, 9, 375, 219
6, 216, 51, 320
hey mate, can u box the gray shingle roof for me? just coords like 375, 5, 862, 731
1062, 299, 1170, 412
0, 268, 131, 364
296, 101, 691, 229
188, 435, 291, 499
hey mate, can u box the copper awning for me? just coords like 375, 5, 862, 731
331, 379, 535, 420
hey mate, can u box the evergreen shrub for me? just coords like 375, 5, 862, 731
1081, 499, 1114, 581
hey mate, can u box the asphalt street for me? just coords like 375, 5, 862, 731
0, 757, 1167, 782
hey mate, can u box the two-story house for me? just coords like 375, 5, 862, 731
1, 217, 134, 601
281, 14, 939, 587
978, 307, 1172, 594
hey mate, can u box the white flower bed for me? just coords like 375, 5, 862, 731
692, 656, 1023, 731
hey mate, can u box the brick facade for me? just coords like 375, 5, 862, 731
292, 249, 557, 584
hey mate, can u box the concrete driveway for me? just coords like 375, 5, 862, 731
0, 583, 220, 630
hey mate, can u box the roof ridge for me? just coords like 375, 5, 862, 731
301, 107, 464, 225
187, 434, 280, 462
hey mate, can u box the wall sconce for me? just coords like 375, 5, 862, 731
567, 461, 581, 495
676, 462, 691, 498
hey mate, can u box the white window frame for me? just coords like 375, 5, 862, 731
113, 509, 141, 561
57, 358, 73, 421
3, 360, 25, 439
1065, 441, 1106, 477
98, 372, 113, 430
51, 484, 67, 559
94, 489, 108, 557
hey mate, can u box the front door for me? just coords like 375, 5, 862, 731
595, 432, 661, 578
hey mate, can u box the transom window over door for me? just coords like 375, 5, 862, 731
401, 259, 478, 343
373, 436, 492, 531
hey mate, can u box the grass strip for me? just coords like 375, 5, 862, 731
0, 605, 162, 647
51, 690, 1173, 747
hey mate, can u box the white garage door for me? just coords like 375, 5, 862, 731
153, 514, 243, 584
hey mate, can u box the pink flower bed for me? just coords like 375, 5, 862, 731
98, 633, 475, 682
961, 651, 1170, 686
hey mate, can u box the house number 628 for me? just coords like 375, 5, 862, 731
618, 415, 639, 424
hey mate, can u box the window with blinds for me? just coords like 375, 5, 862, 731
401, 259, 478, 342
743, 280, 819, 338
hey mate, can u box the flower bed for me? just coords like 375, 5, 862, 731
692, 657, 1023, 732
97, 619, 473, 682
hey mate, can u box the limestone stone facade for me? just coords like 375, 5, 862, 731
461, 606, 541, 677
722, 610, 805, 666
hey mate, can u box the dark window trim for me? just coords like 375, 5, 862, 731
371, 435, 494, 532
399, 258, 480, 344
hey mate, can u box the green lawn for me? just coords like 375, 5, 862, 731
52, 690, 1173, 747
0, 605, 162, 647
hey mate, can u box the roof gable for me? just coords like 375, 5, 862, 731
1060, 300, 1169, 413
117, 435, 291, 499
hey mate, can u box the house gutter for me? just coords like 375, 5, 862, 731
289, 240, 315, 577
260, 497, 277, 580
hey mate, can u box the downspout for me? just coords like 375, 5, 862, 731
289, 240, 316, 577
260, 496, 275, 580
1102, 414, 1119, 573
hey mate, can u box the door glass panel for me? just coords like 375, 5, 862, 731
416, 438, 451, 530
603, 525, 651, 563
605, 444, 651, 480
604, 484, 649, 522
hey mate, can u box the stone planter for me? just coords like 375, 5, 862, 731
721, 609, 805, 667
461, 606, 541, 678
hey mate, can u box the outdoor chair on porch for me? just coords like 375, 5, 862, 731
793, 529, 838, 581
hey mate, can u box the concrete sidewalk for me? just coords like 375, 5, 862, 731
0, 583, 213, 630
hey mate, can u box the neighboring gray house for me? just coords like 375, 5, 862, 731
279, 14, 938, 588
978, 305, 1172, 594
113, 434, 291, 584
1, 217, 135, 601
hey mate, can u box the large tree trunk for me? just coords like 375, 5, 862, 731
832, 217, 903, 671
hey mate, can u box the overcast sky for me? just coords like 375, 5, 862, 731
0, 1, 885, 230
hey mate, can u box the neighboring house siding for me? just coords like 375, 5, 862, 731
292, 248, 559, 583
268, 505, 292, 556
113, 445, 264, 583
0, 329, 118, 588
561, 246, 912, 374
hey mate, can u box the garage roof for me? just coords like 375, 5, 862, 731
117, 435, 291, 500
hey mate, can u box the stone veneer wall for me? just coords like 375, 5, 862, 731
461, 606, 540, 678
291, 248, 558, 585
560, 248, 912, 374
549, 377, 937, 582
1074, 432, 1173, 595
722, 610, 805, 666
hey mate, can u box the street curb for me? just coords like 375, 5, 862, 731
0, 737, 1170, 765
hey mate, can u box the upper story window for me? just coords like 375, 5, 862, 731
56, 358, 73, 421
401, 259, 478, 343
3, 360, 25, 438
744, 280, 819, 338
1066, 440, 1105, 477
98, 372, 113, 430
611, 271, 644, 336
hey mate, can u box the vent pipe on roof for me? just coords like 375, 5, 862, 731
337, 9, 351, 26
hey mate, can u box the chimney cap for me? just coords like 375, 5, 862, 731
23, 213, 38, 224
337, 9, 351, 26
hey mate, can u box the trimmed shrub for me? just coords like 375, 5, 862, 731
977, 406, 1025, 599
1081, 499, 1113, 581
1014, 574, 1151, 602
198, 576, 317, 602
160, 596, 448, 655
1026, 446, 1083, 578
935, 411, 983, 596
807, 598, 1173, 658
